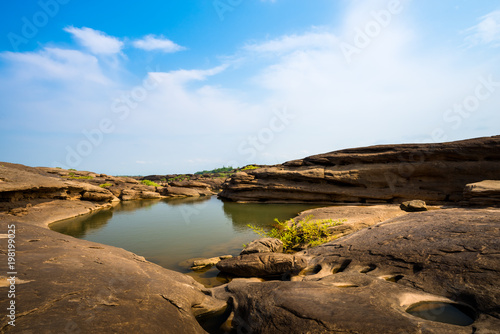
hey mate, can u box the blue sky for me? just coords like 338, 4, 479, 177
1, 0, 499, 175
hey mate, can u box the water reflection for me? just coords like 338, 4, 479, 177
49, 197, 323, 287
222, 202, 323, 230
50, 209, 113, 238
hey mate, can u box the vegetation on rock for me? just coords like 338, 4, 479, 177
242, 165, 259, 171
248, 215, 344, 250
65, 172, 94, 180
141, 179, 160, 187
195, 166, 234, 175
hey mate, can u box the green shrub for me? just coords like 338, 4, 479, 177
167, 175, 191, 183
63, 172, 94, 180
141, 180, 160, 187
248, 215, 344, 251
195, 166, 233, 175
99, 183, 113, 188
242, 165, 259, 171
68, 168, 77, 171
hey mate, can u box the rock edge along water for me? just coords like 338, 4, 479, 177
219, 135, 500, 204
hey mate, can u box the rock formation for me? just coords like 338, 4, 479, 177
219, 135, 500, 204
463, 180, 500, 206
212, 208, 500, 333
0, 163, 224, 333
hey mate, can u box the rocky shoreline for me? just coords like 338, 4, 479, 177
1, 136, 500, 333
219, 135, 500, 205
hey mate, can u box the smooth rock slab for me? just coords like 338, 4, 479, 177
216, 253, 307, 277
302, 208, 500, 318
212, 274, 488, 334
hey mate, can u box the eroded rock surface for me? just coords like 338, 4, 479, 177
211, 208, 500, 333
464, 180, 500, 206
241, 238, 284, 255
219, 135, 500, 204
217, 253, 307, 278
0, 202, 218, 333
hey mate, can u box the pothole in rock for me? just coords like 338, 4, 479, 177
331, 282, 359, 288
300, 264, 322, 276
379, 274, 404, 283
406, 301, 476, 326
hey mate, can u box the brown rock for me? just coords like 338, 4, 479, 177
161, 186, 213, 198
463, 180, 500, 206
216, 253, 307, 277
219, 136, 500, 204
241, 238, 284, 255
400, 200, 427, 212
0, 201, 217, 333
211, 208, 500, 333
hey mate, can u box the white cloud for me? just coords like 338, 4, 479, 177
1, 4, 499, 174
150, 64, 228, 85
243, 31, 338, 54
64, 26, 124, 55
464, 10, 500, 48
132, 35, 186, 53
0, 47, 109, 84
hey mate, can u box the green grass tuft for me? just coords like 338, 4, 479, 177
141, 179, 161, 187
248, 215, 344, 251
242, 165, 259, 171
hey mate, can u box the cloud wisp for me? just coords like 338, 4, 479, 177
132, 35, 186, 53
464, 10, 500, 48
64, 26, 124, 55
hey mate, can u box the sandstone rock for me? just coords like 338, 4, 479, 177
0, 202, 215, 333
211, 208, 500, 333
161, 186, 213, 198
219, 136, 500, 204
216, 253, 307, 277
241, 238, 284, 255
140, 191, 162, 199
120, 189, 140, 201
463, 180, 500, 206
302, 209, 500, 318
81, 190, 116, 202
170, 180, 211, 189
400, 199, 427, 212
191, 255, 233, 270
0, 163, 119, 211
212, 275, 486, 334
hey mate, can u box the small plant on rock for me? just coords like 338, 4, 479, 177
99, 183, 113, 188
242, 165, 259, 171
141, 180, 160, 187
248, 215, 344, 251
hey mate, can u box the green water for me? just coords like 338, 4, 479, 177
406, 301, 476, 326
50, 197, 322, 286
